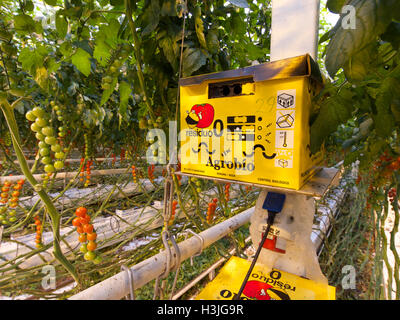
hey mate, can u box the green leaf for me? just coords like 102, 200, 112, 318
110, 0, 124, 6
45, 57, 60, 74
159, 36, 179, 71
310, 95, 355, 153
18, 45, 48, 74
325, 0, 393, 77
327, 0, 348, 13
373, 77, 400, 136
161, 0, 176, 16
71, 48, 92, 76
14, 14, 36, 33
34, 66, 48, 89
142, 0, 160, 36
228, 0, 249, 8
93, 39, 112, 67
194, 6, 207, 50
44, 0, 57, 5
55, 13, 68, 38
182, 47, 207, 77
100, 77, 118, 105
206, 27, 219, 54
381, 22, 400, 49
59, 41, 73, 57
119, 81, 131, 126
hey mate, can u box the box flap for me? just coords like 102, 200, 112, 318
179, 54, 323, 87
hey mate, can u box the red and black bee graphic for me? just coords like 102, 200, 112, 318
185, 103, 215, 128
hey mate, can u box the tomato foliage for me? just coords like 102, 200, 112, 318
0, 0, 271, 161
313, 0, 400, 191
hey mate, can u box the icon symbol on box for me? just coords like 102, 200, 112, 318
276, 114, 294, 128
277, 93, 294, 108
277, 159, 289, 168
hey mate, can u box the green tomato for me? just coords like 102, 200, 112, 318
57, 116, 63, 121
8, 217, 17, 223
1, 220, 8, 225
35, 132, 45, 141
58, 131, 66, 138
53, 105, 59, 111
44, 164, 55, 173
0, 214, 6, 220
84, 251, 96, 261
32, 107, 45, 118
39, 147, 50, 157
41, 126, 54, 137
51, 144, 61, 153
80, 244, 88, 254
35, 117, 48, 127
38, 141, 47, 148
93, 255, 102, 265
55, 151, 65, 159
41, 156, 52, 165
0, 207, 6, 214
54, 161, 64, 170
26, 111, 37, 121
44, 136, 57, 145
8, 210, 16, 216
30, 122, 41, 132
56, 110, 62, 116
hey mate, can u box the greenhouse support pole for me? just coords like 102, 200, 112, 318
69, 207, 254, 300
270, 0, 320, 61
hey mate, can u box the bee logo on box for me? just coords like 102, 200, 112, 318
185, 103, 215, 128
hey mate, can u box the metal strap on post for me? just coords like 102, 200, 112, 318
168, 233, 182, 300
120, 265, 135, 300
153, 230, 183, 300
181, 228, 204, 266
153, 230, 171, 300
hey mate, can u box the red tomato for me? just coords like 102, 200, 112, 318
87, 232, 97, 241
78, 233, 87, 243
72, 217, 81, 227
75, 207, 87, 217
11, 191, 20, 197
76, 226, 84, 234
80, 214, 91, 224
82, 223, 93, 233
87, 240, 97, 251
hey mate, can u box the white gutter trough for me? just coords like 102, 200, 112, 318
69, 207, 254, 300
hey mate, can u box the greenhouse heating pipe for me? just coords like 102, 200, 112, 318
69, 206, 254, 300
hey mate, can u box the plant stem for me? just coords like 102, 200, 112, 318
0, 100, 80, 285
124, 0, 156, 123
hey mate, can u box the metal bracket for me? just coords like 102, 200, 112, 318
153, 230, 182, 300
121, 264, 135, 300
181, 228, 204, 266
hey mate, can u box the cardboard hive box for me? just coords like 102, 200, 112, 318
195, 256, 335, 300
179, 54, 324, 190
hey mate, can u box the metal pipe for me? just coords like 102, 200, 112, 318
69, 207, 254, 300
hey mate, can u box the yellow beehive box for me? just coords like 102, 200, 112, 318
179, 54, 324, 190
196, 256, 335, 300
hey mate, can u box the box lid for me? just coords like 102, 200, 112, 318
179, 54, 323, 87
